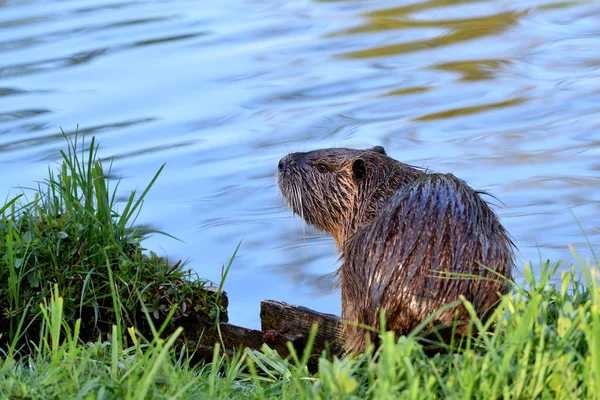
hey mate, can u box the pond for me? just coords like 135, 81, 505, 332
1, 0, 599, 329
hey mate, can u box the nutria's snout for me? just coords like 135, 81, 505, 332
278, 152, 307, 176
277, 155, 291, 176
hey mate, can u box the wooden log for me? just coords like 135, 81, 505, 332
180, 314, 259, 350
260, 300, 344, 357
179, 315, 291, 362
172, 297, 345, 366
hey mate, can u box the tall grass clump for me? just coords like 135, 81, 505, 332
0, 130, 219, 350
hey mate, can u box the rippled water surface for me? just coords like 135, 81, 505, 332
1, 0, 599, 328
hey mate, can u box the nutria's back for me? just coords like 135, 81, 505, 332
341, 172, 514, 352
277, 146, 515, 354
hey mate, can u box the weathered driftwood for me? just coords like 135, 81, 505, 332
180, 317, 290, 358
173, 291, 344, 364
260, 300, 343, 357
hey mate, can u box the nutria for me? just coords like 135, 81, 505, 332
277, 146, 515, 354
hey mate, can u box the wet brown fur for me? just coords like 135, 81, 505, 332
277, 147, 515, 354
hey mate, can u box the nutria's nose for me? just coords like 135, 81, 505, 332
279, 153, 306, 174
278, 155, 292, 175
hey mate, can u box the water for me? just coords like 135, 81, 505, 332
1, 0, 599, 329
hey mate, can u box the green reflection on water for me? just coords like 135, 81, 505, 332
336, 4, 524, 59
432, 59, 513, 81
414, 97, 527, 121
384, 86, 431, 97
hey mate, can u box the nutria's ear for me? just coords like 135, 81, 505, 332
369, 146, 386, 155
352, 159, 367, 181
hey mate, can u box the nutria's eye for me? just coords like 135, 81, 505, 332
352, 159, 366, 181
316, 163, 328, 173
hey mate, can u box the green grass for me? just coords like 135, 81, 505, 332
1, 131, 599, 399
0, 258, 598, 399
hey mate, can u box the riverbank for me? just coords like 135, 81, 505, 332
0, 134, 597, 399
1, 259, 597, 399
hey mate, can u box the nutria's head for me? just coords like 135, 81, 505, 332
277, 146, 423, 247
